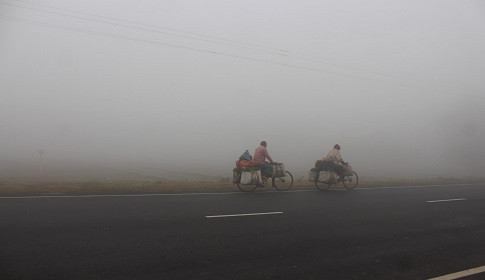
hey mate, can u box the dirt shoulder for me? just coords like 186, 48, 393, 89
0, 177, 484, 196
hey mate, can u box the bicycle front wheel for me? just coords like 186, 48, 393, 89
273, 171, 293, 191
343, 171, 359, 190
236, 183, 257, 192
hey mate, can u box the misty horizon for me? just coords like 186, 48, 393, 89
1, 0, 484, 180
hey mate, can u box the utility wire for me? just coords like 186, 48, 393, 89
2, 0, 291, 54
0, 14, 480, 98
0, 1, 292, 57
3, 0, 477, 94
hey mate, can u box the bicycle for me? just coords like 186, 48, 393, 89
233, 163, 294, 192
312, 163, 358, 191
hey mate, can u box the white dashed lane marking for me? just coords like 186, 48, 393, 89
205, 212, 283, 218
426, 198, 466, 203
427, 265, 485, 279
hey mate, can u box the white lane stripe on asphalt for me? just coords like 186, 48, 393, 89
427, 265, 485, 280
206, 212, 283, 218
426, 198, 466, 203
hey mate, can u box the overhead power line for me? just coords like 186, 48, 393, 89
3, 0, 477, 93
0, 14, 481, 98
0, 1, 292, 57
2, 0, 293, 55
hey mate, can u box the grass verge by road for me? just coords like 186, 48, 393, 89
0, 177, 484, 196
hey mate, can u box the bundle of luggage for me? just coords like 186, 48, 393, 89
233, 150, 261, 185
314, 160, 336, 171
233, 162, 262, 185
308, 168, 337, 184
308, 160, 336, 184
343, 164, 353, 176
233, 150, 286, 185
235, 159, 261, 170
308, 160, 353, 184
272, 163, 286, 178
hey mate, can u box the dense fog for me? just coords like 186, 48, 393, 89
1, 0, 484, 180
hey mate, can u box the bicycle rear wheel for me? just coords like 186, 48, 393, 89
236, 183, 257, 192
343, 171, 359, 190
273, 171, 293, 191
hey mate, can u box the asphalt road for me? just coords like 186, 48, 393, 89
1, 184, 485, 280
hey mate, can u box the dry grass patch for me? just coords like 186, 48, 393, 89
0, 177, 483, 196
0, 181, 237, 196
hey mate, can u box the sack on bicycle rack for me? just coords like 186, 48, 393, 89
236, 159, 260, 170
318, 170, 336, 184
344, 165, 354, 176
308, 170, 318, 182
272, 163, 285, 178
232, 168, 241, 183
315, 160, 334, 171
240, 170, 262, 185
314, 160, 324, 170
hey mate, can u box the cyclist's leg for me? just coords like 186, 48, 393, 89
334, 165, 345, 180
260, 163, 272, 178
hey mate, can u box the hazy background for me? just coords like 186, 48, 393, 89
1, 0, 484, 180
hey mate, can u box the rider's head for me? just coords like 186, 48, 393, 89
334, 144, 341, 150
260, 141, 267, 147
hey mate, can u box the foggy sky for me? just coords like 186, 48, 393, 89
1, 0, 484, 178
